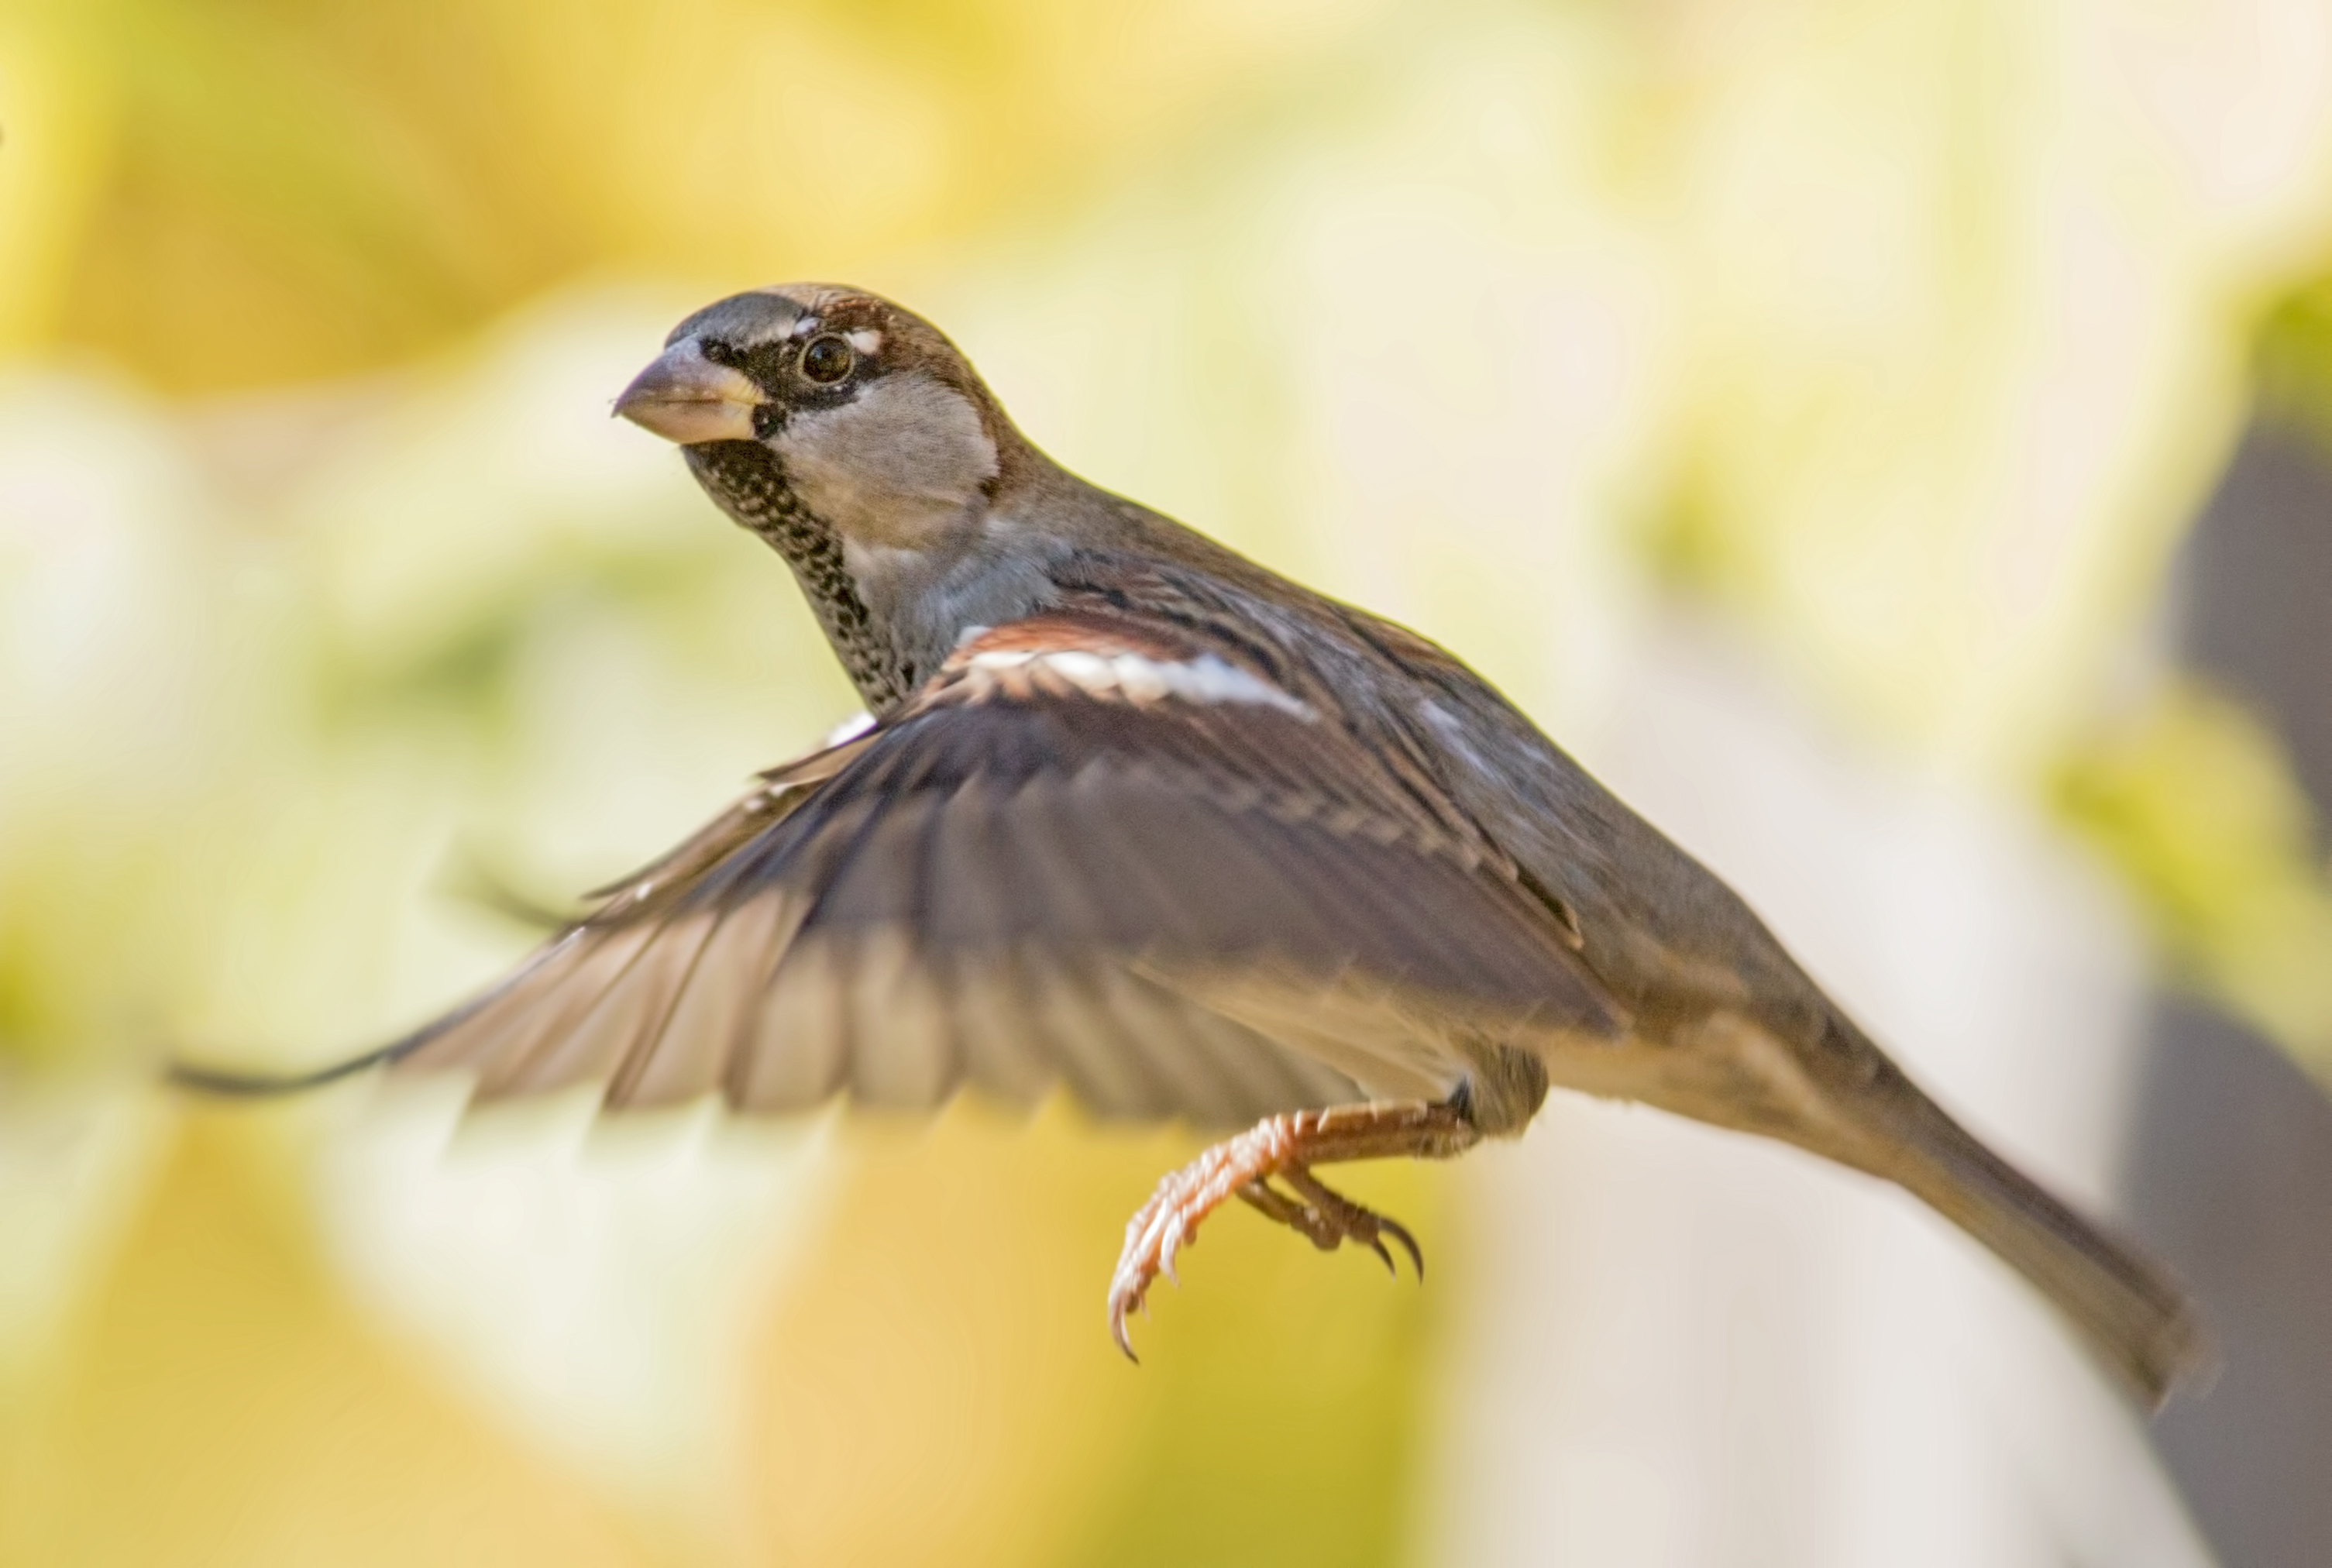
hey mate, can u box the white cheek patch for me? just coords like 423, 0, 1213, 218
957, 648, 1316, 718
775, 373, 1000, 542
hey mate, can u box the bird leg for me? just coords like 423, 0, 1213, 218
1108, 1101, 1479, 1358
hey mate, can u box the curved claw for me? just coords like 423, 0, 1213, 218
1364, 1235, 1396, 1275
1108, 1267, 1151, 1362
1111, 1199, 1196, 1363
1378, 1214, 1424, 1281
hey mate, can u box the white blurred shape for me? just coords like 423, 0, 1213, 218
315, 1085, 835, 1532
290, 282, 718, 666
0, 370, 222, 786
0, 1088, 170, 1391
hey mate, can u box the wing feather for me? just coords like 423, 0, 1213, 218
335, 612, 1624, 1130
1017, 947, 1169, 1118
741, 937, 851, 1112
947, 952, 1065, 1108
611, 891, 803, 1107
496, 925, 699, 1099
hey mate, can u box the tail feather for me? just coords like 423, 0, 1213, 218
1865, 1061, 2209, 1409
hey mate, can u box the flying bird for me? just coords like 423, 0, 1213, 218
175, 284, 2204, 1405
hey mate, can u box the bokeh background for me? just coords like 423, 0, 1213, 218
5, 2, 2332, 1564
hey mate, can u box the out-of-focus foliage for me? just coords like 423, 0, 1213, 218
9, 0, 2331, 775
2, 0, 1388, 388
2256, 270, 2332, 444
5, 0, 2332, 1563
4, 1099, 1436, 1568
2057, 682, 2332, 1061
2051, 262, 2332, 1072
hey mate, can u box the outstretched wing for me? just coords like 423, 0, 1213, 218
186, 610, 1624, 1130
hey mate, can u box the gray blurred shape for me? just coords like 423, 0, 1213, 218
2132, 420, 2332, 1568
2180, 424, 2332, 815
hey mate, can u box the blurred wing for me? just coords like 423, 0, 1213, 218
377, 611, 1624, 1130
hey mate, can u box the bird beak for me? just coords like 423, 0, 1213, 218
614, 338, 765, 444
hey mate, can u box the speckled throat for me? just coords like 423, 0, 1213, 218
683, 440, 913, 712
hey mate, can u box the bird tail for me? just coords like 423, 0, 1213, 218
1852, 1054, 2208, 1409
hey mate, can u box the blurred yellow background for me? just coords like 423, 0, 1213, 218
4, 1, 2332, 1564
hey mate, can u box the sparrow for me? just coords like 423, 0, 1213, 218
175, 283, 2205, 1405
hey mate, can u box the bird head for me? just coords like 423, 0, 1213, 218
615, 284, 1030, 552
614, 284, 1078, 709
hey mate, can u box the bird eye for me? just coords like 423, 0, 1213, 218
800, 335, 855, 385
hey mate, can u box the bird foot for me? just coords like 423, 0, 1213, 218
1237, 1169, 1424, 1277
1106, 1101, 1476, 1360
